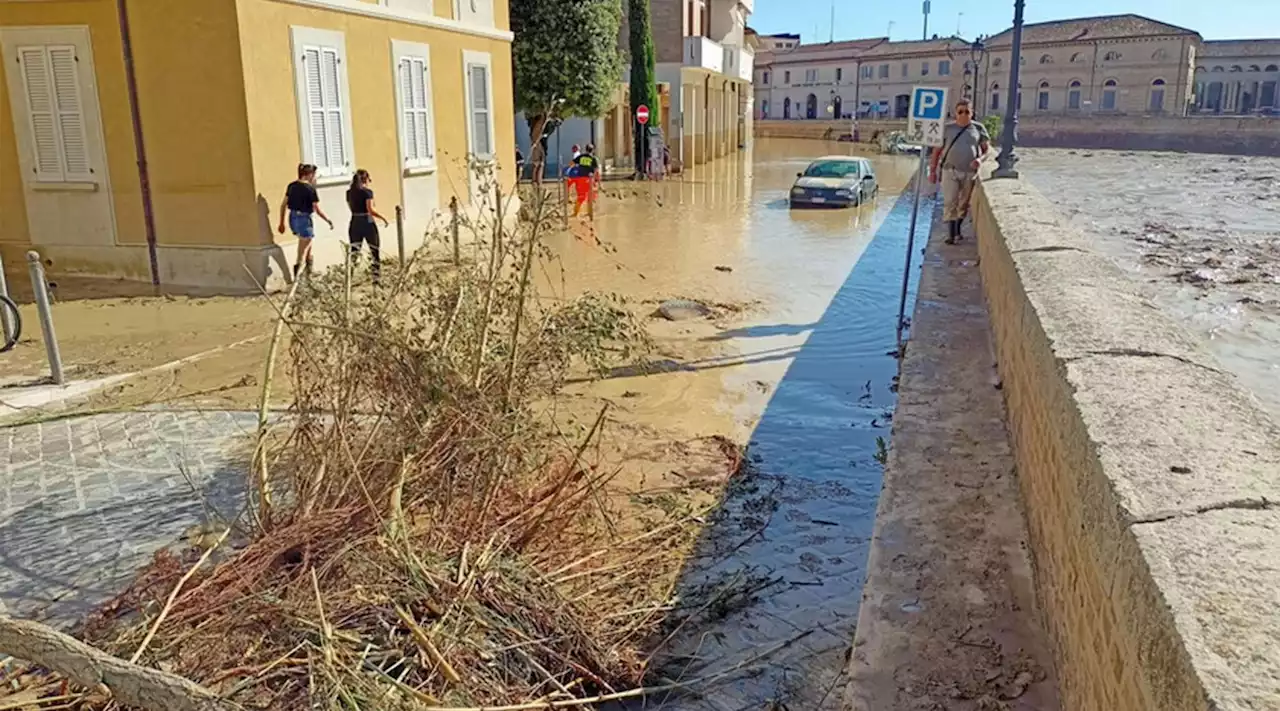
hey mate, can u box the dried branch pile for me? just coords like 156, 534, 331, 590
2, 179, 741, 710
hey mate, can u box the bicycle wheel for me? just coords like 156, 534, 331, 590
0, 294, 21, 353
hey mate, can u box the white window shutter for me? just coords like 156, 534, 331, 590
468, 64, 491, 156
410, 58, 429, 161
302, 47, 328, 170
320, 48, 346, 171
18, 46, 65, 181
49, 46, 90, 180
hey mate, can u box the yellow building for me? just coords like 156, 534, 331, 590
0, 0, 516, 291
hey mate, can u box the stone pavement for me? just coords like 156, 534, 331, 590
1, 410, 257, 627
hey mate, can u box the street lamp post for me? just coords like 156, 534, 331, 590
993, 0, 1024, 178
969, 38, 986, 113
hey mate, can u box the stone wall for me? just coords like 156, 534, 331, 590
1016, 114, 1280, 156
972, 177, 1280, 711
753, 118, 905, 141
755, 115, 1280, 157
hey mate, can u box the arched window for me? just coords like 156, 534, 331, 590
1249, 65, 1262, 72
1039, 54, 1054, 64
1267, 65, 1280, 72
990, 83, 1001, 111
1037, 80, 1051, 110
1102, 79, 1118, 110
1067, 80, 1083, 110
1150, 78, 1166, 112
1069, 52, 1082, 63
1230, 65, 1243, 72
1195, 66, 1206, 73
1104, 51, 1121, 61
1152, 49, 1167, 61
1211, 66, 1225, 73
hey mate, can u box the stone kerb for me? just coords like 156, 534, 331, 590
971, 177, 1280, 711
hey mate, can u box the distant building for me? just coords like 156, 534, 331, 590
752, 37, 965, 121
982, 14, 1201, 116
1195, 40, 1280, 114
758, 33, 801, 52
515, 0, 755, 174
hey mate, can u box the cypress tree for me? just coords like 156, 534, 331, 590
628, 0, 660, 175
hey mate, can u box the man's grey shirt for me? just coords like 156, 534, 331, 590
940, 122, 990, 172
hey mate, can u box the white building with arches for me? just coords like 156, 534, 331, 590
1194, 40, 1280, 115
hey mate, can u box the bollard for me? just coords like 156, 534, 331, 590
395, 205, 405, 264
450, 197, 461, 266
25, 252, 64, 385
0, 252, 13, 345
561, 176, 569, 229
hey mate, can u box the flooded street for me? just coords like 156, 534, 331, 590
544, 140, 928, 709
1021, 148, 1280, 422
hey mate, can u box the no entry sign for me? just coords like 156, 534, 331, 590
636, 105, 650, 125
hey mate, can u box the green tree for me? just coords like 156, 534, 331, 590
511, 0, 622, 181
627, 0, 660, 176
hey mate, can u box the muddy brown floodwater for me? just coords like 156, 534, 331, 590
1021, 148, 1280, 423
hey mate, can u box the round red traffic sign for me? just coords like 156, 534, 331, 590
637, 105, 650, 124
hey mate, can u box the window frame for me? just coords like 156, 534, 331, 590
289, 26, 356, 183
462, 49, 496, 161
939, 59, 950, 76
452, 0, 495, 29
391, 39, 437, 174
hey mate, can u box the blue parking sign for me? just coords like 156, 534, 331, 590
910, 87, 947, 120
908, 85, 949, 147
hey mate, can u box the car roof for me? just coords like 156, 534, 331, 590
812, 155, 862, 162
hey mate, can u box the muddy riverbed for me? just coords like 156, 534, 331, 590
1021, 148, 1280, 422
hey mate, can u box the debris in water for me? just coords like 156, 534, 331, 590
1170, 465, 1192, 474
715, 265, 734, 273
657, 299, 713, 321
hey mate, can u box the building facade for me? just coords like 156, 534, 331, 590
1, 0, 516, 291
1194, 40, 1280, 114
514, 0, 753, 174
753, 37, 967, 121
980, 15, 1199, 117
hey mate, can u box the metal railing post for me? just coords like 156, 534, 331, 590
26, 252, 64, 385
395, 205, 406, 264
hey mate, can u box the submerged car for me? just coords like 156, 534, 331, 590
790, 156, 879, 208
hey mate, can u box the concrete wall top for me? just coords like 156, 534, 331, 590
976, 176, 1280, 710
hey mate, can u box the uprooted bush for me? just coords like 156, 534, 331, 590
15, 178, 743, 709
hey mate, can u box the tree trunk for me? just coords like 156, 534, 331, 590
0, 615, 234, 711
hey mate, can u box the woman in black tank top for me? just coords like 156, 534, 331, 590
346, 169, 390, 282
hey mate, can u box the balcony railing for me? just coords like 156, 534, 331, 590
684, 36, 724, 74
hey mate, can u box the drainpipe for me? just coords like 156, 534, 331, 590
115, 0, 160, 288
853, 59, 861, 128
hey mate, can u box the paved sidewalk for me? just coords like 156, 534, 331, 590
846, 210, 1060, 709
1, 410, 256, 627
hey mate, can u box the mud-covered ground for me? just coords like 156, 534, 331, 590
1021, 148, 1280, 422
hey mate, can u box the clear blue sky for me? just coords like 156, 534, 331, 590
749, 0, 1280, 43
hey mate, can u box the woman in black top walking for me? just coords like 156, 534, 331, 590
346, 169, 390, 283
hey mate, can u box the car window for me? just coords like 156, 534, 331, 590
803, 160, 861, 178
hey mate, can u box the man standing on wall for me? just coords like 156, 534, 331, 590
929, 98, 989, 245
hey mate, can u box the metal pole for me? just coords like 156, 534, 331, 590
0, 252, 13, 344
26, 252, 64, 385
896, 153, 928, 348
450, 197, 461, 266
994, 0, 1025, 178
395, 205, 405, 264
